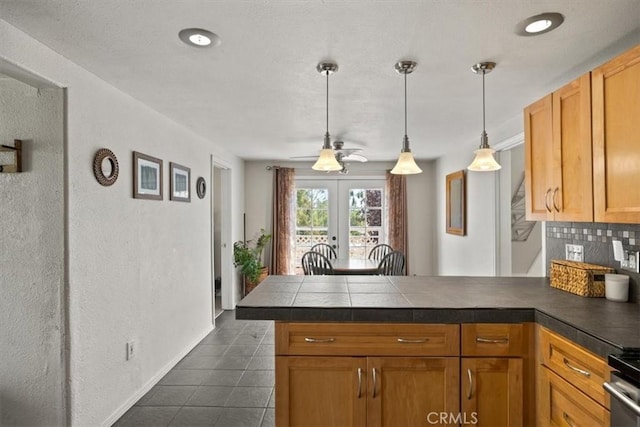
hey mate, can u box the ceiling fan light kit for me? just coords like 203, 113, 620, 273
391, 60, 422, 175
312, 62, 343, 171
467, 61, 502, 172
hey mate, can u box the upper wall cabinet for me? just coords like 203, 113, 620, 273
524, 73, 593, 222
592, 45, 640, 224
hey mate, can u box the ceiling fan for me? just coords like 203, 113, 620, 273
291, 140, 368, 174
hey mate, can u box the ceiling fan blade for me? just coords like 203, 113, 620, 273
290, 155, 318, 159
337, 148, 363, 155
342, 153, 368, 162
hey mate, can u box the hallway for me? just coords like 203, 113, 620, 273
114, 311, 274, 427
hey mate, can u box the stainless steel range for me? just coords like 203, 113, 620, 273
606, 352, 640, 427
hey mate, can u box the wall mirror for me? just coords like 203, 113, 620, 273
446, 170, 466, 236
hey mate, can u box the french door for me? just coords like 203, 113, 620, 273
295, 179, 386, 268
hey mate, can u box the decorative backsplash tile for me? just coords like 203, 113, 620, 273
546, 221, 640, 303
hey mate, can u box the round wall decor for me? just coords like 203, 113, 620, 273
196, 176, 206, 199
93, 148, 119, 186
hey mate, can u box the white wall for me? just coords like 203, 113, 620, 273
0, 20, 245, 426
436, 153, 498, 276
0, 78, 65, 426
244, 160, 436, 275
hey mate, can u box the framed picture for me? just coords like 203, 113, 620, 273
446, 170, 466, 236
133, 151, 163, 200
170, 162, 191, 202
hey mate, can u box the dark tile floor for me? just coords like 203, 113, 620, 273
114, 311, 274, 427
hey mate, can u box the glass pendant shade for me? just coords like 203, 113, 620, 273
468, 147, 501, 171
312, 147, 342, 171
391, 150, 422, 174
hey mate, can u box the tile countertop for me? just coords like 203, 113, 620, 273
235, 275, 640, 358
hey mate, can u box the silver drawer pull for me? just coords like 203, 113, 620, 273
304, 337, 336, 343
397, 338, 429, 343
562, 412, 576, 427
357, 368, 362, 398
476, 337, 509, 344
563, 357, 591, 377
467, 368, 473, 400
372, 368, 377, 398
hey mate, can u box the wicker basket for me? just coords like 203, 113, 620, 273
549, 260, 615, 297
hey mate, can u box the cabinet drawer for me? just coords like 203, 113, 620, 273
462, 323, 526, 356
275, 322, 460, 356
538, 327, 610, 408
538, 365, 610, 427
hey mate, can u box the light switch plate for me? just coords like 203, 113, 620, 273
621, 250, 640, 273
565, 244, 584, 262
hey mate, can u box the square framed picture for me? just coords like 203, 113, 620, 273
170, 162, 191, 202
133, 151, 163, 200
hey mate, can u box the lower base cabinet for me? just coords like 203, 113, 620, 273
537, 365, 610, 426
275, 356, 460, 427
462, 358, 523, 427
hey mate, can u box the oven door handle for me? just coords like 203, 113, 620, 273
604, 381, 640, 417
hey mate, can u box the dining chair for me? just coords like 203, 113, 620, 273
377, 251, 406, 276
310, 243, 337, 260
301, 251, 335, 276
368, 243, 394, 261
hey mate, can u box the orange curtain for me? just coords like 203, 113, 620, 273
270, 167, 295, 275
386, 171, 408, 272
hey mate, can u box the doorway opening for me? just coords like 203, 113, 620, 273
212, 162, 232, 320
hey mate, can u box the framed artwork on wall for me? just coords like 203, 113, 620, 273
170, 162, 191, 202
446, 170, 466, 236
133, 151, 163, 200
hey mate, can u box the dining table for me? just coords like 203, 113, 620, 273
331, 257, 379, 275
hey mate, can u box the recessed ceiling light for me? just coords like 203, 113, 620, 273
515, 12, 564, 36
178, 28, 221, 48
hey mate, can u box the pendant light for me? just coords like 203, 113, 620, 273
312, 62, 342, 171
467, 62, 501, 171
391, 61, 422, 175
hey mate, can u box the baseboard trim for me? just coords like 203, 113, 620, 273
101, 325, 214, 427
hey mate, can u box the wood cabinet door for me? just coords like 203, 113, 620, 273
275, 356, 367, 427
552, 74, 593, 221
367, 357, 460, 427
537, 365, 610, 427
524, 94, 554, 221
592, 44, 640, 223
461, 358, 523, 427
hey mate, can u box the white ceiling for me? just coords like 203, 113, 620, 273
1, 1, 639, 162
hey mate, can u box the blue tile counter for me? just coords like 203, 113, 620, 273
236, 275, 640, 358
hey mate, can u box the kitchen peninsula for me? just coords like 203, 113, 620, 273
237, 275, 640, 426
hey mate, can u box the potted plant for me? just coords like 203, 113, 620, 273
233, 228, 272, 295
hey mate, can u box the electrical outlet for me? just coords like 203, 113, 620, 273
565, 244, 584, 262
126, 341, 136, 361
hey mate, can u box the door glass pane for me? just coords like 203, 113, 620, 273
295, 188, 330, 268
348, 188, 384, 259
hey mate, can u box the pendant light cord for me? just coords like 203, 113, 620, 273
482, 69, 486, 133
404, 71, 408, 137
326, 70, 329, 135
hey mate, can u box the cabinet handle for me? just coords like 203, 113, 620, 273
563, 357, 591, 377
372, 368, 377, 398
357, 368, 362, 398
553, 187, 561, 212
545, 188, 553, 212
397, 338, 429, 343
476, 336, 509, 344
304, 337, 336, 343
467, 368, 473, 400
562, 412, 576, 427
